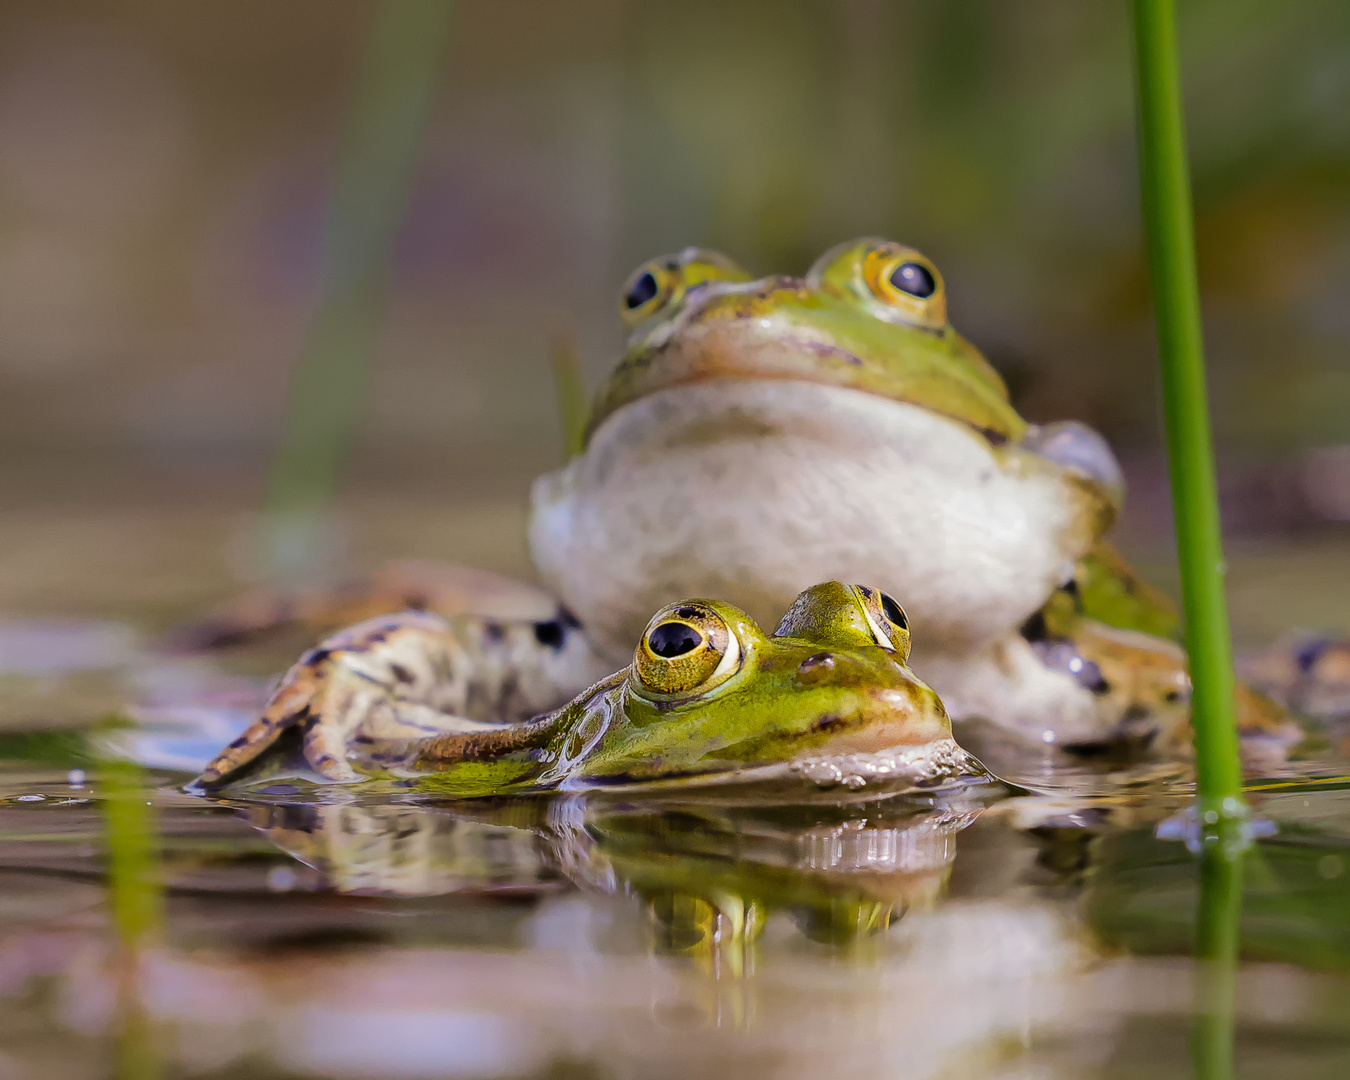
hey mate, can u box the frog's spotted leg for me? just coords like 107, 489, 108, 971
173, 561, 559, 651
196, 606, 611, 785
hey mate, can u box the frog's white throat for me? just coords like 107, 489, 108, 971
529, 378, 1098, 666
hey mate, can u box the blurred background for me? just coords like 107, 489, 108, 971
1, 0, 1348, 646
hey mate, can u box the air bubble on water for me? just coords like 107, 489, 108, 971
67, 769, 86, 788
268, 865, 299, 892
1041, 729, 1056, 744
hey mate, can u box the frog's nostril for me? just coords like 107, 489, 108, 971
797, 652, 836, 683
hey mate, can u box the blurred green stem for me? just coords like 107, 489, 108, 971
264, 0, 456, 571
550, 326, 589, 459
1130, 0, 1245, 821
1193, 844, 1243, 1080
100, 756, 165, 1080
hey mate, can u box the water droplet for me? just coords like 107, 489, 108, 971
67, 769, 86, 788
268, 865, 299, 892
17, 794, 44, 802
1041, 729, 1056, 744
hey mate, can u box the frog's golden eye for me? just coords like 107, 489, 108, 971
634, 603, 738, 695
621, 262, 675, 324
809, 239, 948, 331
619, 248, 752, 329
862, 246, 946, 330
852, 585, 912, 661
888, 261, 936, 299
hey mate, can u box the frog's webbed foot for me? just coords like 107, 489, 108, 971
195, 606, 609, 786
172, 561, 558, 651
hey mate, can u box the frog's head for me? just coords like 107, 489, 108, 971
592, 238, 1026, 445
572, 582, 972, 787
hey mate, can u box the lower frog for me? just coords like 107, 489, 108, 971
195, 582, 982, 796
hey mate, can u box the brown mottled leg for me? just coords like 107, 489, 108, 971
196, 606, 610, 785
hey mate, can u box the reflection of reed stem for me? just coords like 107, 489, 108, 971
264, 1, 456, 570
100, 756, 165, 1080
1193, 844, 1243, 1080
1130, 0, 1245, 820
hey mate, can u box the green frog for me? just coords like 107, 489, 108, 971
197, 581, 981, 792
197, 238, 1256, 753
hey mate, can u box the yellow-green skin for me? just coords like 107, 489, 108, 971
411, 585, 964, 798
530, 238, 1178, 747
590, 242, 1026, 445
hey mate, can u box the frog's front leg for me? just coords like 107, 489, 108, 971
196, 607, 611, 785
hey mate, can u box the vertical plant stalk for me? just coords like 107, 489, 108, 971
550, 326, 590, 460
263, 0, 456, 574
1193, 842, 1243, 1080
1130, 0, 1245, 822
100, 756, 165, 1080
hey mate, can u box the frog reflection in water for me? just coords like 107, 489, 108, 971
199, 582, 980, 792
238, 792, 977, 954
199, 238, 1295, 754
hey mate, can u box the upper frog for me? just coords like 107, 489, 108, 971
198, 582, 978, 796
530, 238, 1150, 745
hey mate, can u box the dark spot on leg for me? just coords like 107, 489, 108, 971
534, 619, 566, 649
1020, 612, 1049, 643
811, 714, 848, 733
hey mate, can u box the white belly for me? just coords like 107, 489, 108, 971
529, 379, 1099, 666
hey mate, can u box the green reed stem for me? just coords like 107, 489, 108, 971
264, 0, 455, 553
1130, 0, 1245, 822
550, 327, 590, 460
1192, 840, 1243, 1080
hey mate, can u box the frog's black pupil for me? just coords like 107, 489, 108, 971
889, 261, 935, 299
649, 622, 702, 658
880, 592, 908, 629
625, 271, 659, 310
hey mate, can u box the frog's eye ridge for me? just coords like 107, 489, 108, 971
648, 621, 702, 658
889, 262, 935, 299
625, 271, 659, 310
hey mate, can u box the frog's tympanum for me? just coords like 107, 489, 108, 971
198, 238, 1294, 754
198, 582, 981, 794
